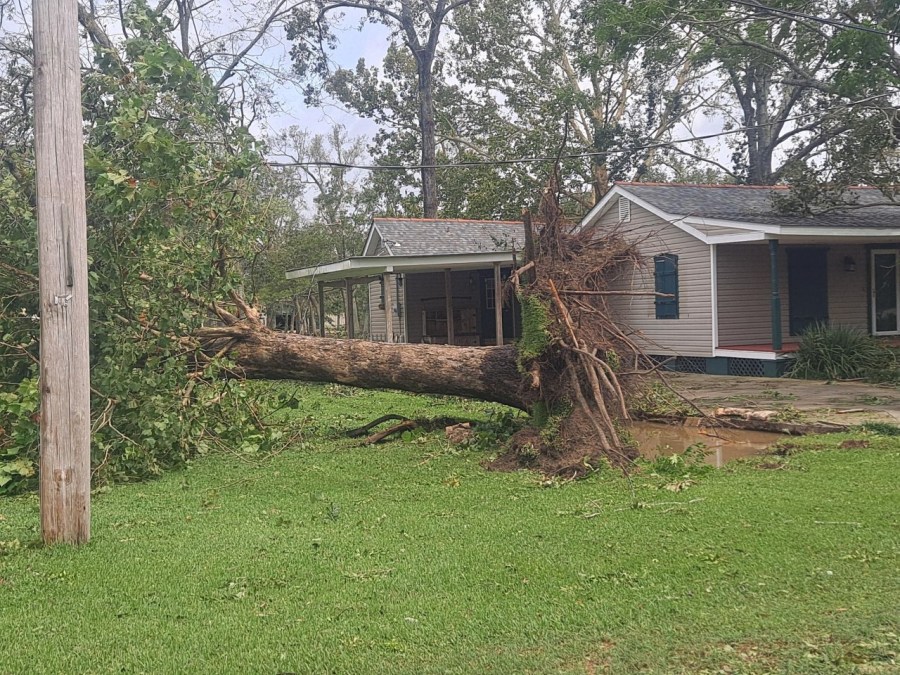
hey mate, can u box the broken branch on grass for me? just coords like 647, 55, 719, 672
346, 414, 413, 438
364, 420, 418, 445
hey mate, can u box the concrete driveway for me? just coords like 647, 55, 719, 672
667, 372, 900, 425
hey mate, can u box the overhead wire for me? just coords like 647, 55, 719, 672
266, 93, 897, 172
266, 4, 898, 174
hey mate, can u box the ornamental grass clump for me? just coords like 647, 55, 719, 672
788, 324, 897, 381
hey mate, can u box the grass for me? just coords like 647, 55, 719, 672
1, 383, 899, 674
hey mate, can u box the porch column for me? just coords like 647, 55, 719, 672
317, 281, 325, 338
383, 272, 394, 343
769, 239, 782, 351
444, 269, 455, 345
493, 262, 504, 346
344, 278, 355, 339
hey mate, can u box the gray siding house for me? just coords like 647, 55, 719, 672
287, 218, 525, 345
586, 183, 900, 376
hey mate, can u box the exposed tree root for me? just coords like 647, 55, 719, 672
500, 178, 652, 470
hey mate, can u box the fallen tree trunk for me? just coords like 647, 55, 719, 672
188, 185, 649, 472
198, 324, 531, 410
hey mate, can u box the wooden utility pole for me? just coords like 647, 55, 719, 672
33, 0, 91, 544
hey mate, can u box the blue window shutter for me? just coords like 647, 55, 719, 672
654, 254, 679, 319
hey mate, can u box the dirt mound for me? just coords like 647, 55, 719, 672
485, 419, 638, 477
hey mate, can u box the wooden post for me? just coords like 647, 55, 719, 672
444, 269, 454, 345
383, 272, 394, 343
522, 209, 536, 284
510, 253, 519, 338
33, 0, 91, 544
769, 239, 782, 351
493, 262, 504, 346
344, 278, 355, 339
317, 281, 325, 337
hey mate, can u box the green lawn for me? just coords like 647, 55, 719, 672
1, 383, 898, 674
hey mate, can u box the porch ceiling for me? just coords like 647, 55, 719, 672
286, 251, 517, 283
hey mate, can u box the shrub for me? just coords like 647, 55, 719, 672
860, 422, 900, 436
787, 324, 897, 381
0, 378, 39, 495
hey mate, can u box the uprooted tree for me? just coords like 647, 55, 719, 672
199, 184, 650, 470
1, 6, 652, 493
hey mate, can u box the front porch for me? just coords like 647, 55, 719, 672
715, 238, 883, 353
716, 343, 801, 354
664, 238, 899, 377
708, 343, 800, 377
285, 251, 522, 346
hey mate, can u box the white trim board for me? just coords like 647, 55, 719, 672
362, 220, 383, 256
710, 244, 718, 354
685, 216, 900, 238
582, 185, 713, 244
582, 185, 900, 242
713, 349, 796, 361
286, 251, 517, 282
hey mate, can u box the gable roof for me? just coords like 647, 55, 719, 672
613, 183, 900, 229
367, 217, 526, 256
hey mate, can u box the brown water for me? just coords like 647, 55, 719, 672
629, 421, 784, 468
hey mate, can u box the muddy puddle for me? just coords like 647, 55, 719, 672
629, 421, 784, 468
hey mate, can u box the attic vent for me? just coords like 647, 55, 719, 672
618, 197, 631, 223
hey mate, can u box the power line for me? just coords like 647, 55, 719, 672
728, 0, 898, 38
266, 93, 896, 172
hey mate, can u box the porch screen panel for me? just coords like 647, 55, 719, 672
874, 253, 898, 333
654, 254, 679, 319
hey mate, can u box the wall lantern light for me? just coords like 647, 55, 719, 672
843, 256, 856, 272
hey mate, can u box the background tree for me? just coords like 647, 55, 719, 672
609, 0, 900, 192
75, 0, 301, 127
287, 0, 477, 218
450, 0, 714, 203
253, 124, 371, 332
321, 42, 538, 218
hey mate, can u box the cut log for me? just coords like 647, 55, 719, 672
710, 418, 849, 436
199, 324, 530, 410
445, 422, 473, 445
639, 414, 849, 436
714, 407, 780, 421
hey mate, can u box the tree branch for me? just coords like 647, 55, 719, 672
77, 2, 127, 71
318, 1, 405, 26
442, 0, 476, 17
215, 0, 290, 89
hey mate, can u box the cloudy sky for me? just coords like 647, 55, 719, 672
254, 9, 390, 147
0, 2, 388, 147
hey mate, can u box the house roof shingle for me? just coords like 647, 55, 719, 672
616, 183, 900, 229
371, 218, 526, 256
